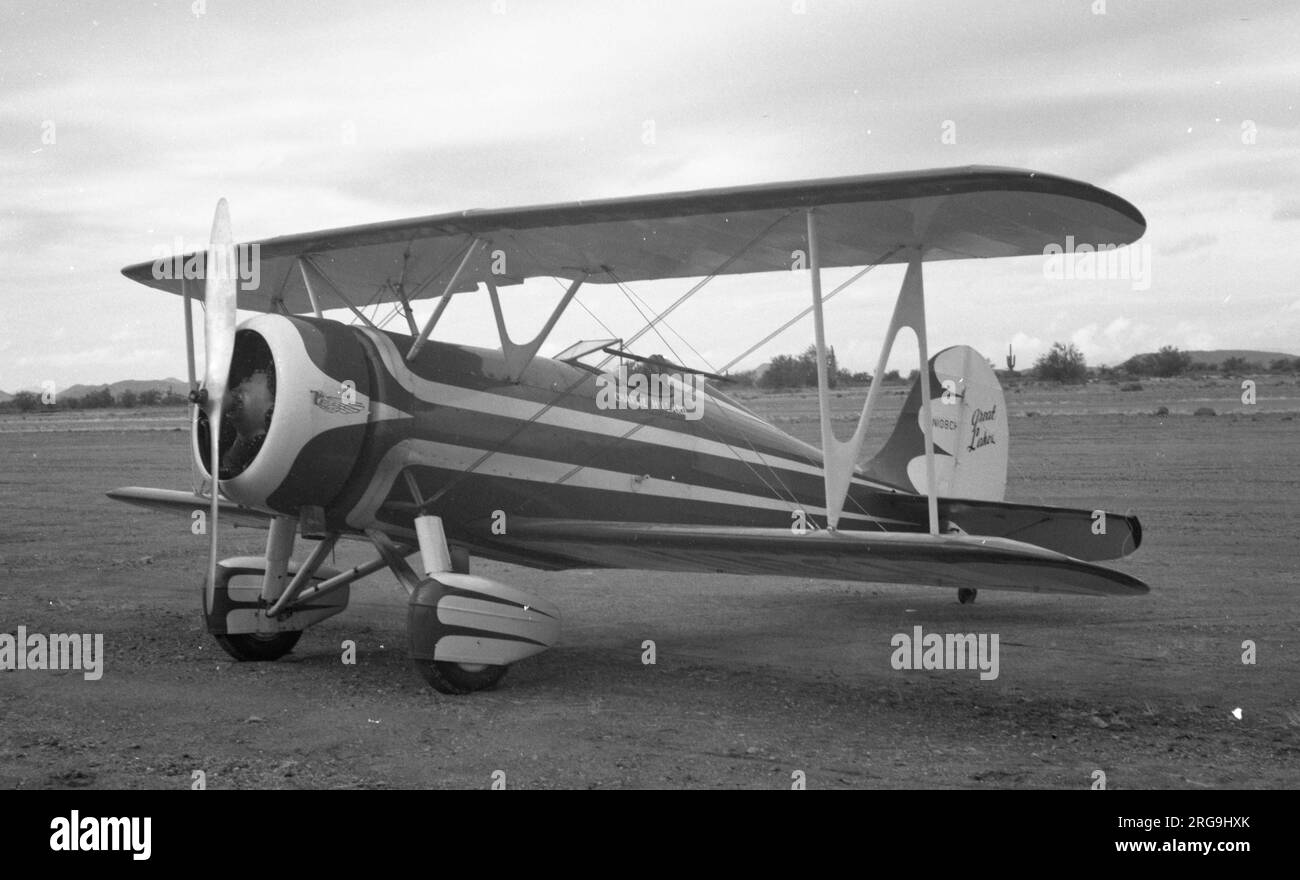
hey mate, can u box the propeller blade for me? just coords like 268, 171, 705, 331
184, 280, 202, 496
184, 279, 198, 394
183, 278, 205, 493
204, 199, 238, 602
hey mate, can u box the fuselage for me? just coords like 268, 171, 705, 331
207, 314, 921, 563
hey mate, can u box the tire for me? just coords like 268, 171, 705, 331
413, 659, 507, 694
214, 631, 302, 661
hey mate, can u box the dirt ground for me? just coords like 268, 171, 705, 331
1, 377, 1297, 789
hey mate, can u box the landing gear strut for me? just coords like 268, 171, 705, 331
203, 543, 352, 663
370, 514, 561, 695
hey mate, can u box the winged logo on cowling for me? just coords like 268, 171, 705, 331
311, 389, 366, 415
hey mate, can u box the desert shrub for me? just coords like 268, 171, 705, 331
1122, 346, 1191, 377
1220, 357, 1249, 376
1034, 342, 1088, 384
758, 346, 847, 388
81, 387, 115, 408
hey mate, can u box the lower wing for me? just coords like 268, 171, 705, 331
107, 488, 1147, 596
497, 519, 1148, 597
107, 487, 275, 529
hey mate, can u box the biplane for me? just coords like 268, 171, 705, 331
109, 166, 1148, 694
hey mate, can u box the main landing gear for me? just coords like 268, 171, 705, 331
392, 516, 560, 694
215, 630, 301, 662
957, 588, 978, 605
201, 510, 560, 694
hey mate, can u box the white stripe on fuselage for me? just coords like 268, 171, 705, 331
357, 327, 891, 493
345, 438, 908, 531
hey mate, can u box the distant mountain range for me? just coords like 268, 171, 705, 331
1180, 350, 1298, 366
0, 378, 188, 401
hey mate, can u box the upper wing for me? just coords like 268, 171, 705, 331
121, 165, 1145, 315
495, 519, 1148, 597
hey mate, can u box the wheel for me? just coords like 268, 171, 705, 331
413, 659, 507, 694
214, 631, 302, 661
957, 588, 978, 605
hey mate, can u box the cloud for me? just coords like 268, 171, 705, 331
1162, 233, 1218, 257
1274, 201, 1300, 221
1064, 317, 1223, 366
3, 0, 1300, 388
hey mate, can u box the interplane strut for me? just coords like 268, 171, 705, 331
805, 211, 940, 534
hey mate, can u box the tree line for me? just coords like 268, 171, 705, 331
1032, 343, 1300, 384
7, 344, 1298, 407
742, 343, 1300, 388
1, 387, 189, 413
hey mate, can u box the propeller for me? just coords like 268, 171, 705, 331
194, 199, 238, 603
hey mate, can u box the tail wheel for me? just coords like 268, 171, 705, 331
414, 659, 507, 694
957, 588, 978, 605
214, 631, 302, 661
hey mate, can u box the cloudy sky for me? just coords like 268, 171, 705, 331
3, 0, 1297, 392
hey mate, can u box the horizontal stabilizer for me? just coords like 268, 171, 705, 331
874, 495, 1142, 562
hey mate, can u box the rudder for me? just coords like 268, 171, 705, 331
861, 345, 1008, 502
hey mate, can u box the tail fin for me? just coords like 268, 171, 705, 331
861, 345, 1008, 502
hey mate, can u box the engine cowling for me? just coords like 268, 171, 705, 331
194, 314, 375, 516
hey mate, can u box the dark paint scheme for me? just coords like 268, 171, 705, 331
241, 317, 1139, 570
